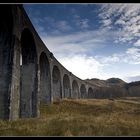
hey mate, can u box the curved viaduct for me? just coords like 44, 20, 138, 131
0, 5, 96, 120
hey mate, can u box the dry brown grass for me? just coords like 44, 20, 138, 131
0, 98, 140, 136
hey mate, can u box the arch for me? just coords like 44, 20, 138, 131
39, 52, 51, 104
0, 5, 13, 119
63, 74, 70, 98
88, 87, 94, 99
20, 28, 38, 118
52, 65, 61, 100
72, 80, 79, 98
80, 84, 86, 99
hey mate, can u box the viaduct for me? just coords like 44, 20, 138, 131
0, 4, 96, 120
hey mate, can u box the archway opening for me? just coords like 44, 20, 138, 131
0, 5, 13, 119
52, 65, 61, 101
88, 87, 94, 99
39, 52, 51, 104
63, 74, 70, 98
72, 80, 79, 98
80, 84, 86, 99
20, 28, 38, 118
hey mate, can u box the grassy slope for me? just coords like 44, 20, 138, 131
0, 98, 140, 136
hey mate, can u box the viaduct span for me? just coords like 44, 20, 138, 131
0, 5, 95, 120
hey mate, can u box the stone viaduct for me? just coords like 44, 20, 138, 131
0, 4, 96, 120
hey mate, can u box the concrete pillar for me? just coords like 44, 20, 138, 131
0, 6, 14, 119
9, 35, 20, 120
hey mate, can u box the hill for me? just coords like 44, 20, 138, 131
85, 78, 126, 87
85, 78, 140, 98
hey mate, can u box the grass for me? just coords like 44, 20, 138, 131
0, 98, 140, 136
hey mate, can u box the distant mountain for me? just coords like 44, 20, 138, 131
106, 78, 126, 84
85, 78, 107, 87
85, 78, 140, 98
85, 78, 126, 88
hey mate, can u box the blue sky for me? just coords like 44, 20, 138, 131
24, 4, 140, 82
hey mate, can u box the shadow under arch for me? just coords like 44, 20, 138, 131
88, 87, 94, 99
20, 28, 38, 118
63, 74, 71, 98
39, 52, 51, 104
72, 80, 79, 99
52, 65, 62, 101
80, 84, 87, 99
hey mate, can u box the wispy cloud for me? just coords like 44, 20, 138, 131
41, 29, 110, 56
98, 4, 140, 45
126, 47, 140, 64
73, 13, 90, 29
134, 39, 140, 47
95, 47, 140, 65
78, 19, 89, 29
56, 20, 72, 31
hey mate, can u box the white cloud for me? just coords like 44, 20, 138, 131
95, 47, 140, 65
134, 39, 140, 46
100, 18, 112, 28
98, 4, 140, 45
73, 13, 89, 29
79, 19, 89, 29
56, 20, 72, 31
41, 29, 111, 56
32, 15, 73, 34
115, 19, 126, 25
58, 54, 103, 79
95, 54, 120, 65
126, 47, 140, 64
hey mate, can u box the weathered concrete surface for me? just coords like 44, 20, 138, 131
0, 5, 14, 120
9, 36, 21, 120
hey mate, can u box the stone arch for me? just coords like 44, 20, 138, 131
52, 65, 61, 100
39, 52, 51, 104
88, 87, 94, 98
80, 84, 86, 99
20, 28, 38, 118
63, 74, 70, 98
0, 5, 13, 119
72, 80, 79, 98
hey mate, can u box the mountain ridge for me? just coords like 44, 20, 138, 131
84, 77, 140, 98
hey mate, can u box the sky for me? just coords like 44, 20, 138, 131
24, 4, 140, 83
